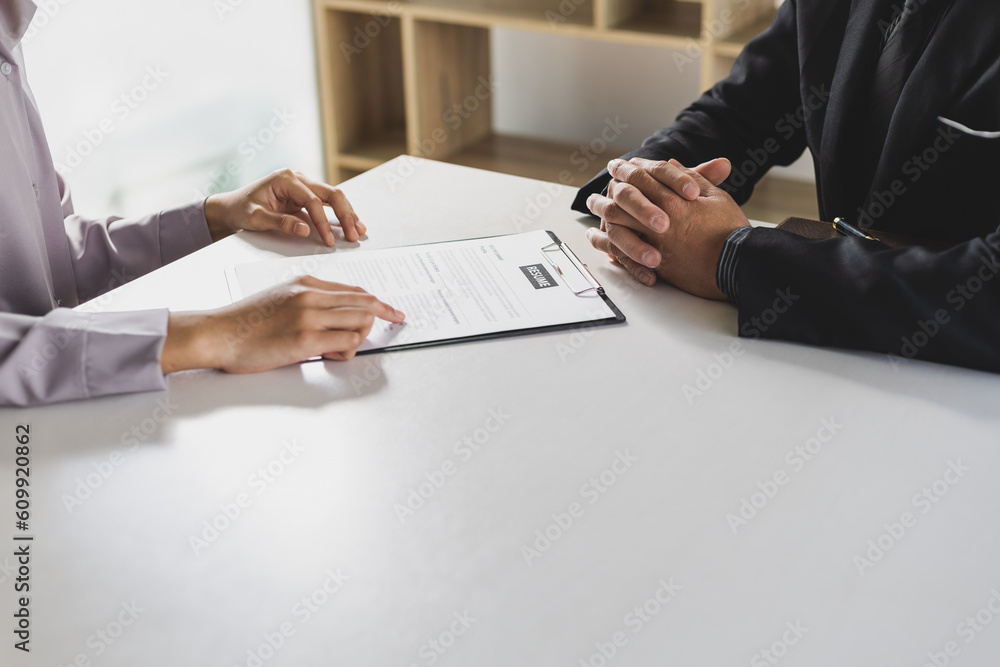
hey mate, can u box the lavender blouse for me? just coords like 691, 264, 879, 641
1, 0, 213, 406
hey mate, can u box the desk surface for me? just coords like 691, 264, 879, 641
3, 158, 1000, 666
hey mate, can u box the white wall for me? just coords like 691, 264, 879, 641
492, 28, 700, 152
492, 27, 815, 183
22, 0, 323, 218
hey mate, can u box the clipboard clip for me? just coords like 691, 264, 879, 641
541, 241, 605, 296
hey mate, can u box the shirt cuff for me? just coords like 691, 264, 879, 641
2, 308, 168, 407
158, 201, 213, 266
716, 226, 753, 304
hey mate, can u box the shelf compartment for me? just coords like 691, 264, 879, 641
605, 0, 702, 40
318, 9, 408, 163
410, 20, 494, 161
404, 0, 595, 29
333, 166, 368, 184
337, 129, 409, 170
445, 132, 626, 188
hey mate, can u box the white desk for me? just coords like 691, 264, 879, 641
3, 158, 1000, 666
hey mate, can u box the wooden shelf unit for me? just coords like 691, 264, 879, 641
313, 0, 783, 190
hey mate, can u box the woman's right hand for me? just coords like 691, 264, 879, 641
161, 275, 405, 374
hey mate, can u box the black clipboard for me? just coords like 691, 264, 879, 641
355, 230, 626, 356
225, 230, 626, 357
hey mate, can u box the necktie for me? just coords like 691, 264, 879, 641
868, 0, 948, 145
854, 0, 949, 214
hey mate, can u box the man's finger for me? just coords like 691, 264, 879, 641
606, 161, 676, 224
605, 222, 661, 268
585, 194, 662, 267
609, 243, 656, 286
607, 181, 670, 233
586, 223, 661, 269
586, 192, 657, 237
587, 229, 656, 286
692, 157, 732, 187
622, 157, 701, 201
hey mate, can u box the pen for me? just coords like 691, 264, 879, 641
833, 217, 882, 243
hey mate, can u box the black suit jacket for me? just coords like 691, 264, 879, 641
573, 0, 1000, 373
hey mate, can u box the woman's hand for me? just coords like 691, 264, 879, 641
161, 276, 405, 374
204, 169, 366, 247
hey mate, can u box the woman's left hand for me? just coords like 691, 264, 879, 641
204, 168, 366, 247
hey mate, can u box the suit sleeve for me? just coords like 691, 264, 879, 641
59, 173, 213, 303
736, 227, 1000, 373
572, 0, 807, 214
0, 308, 169, 407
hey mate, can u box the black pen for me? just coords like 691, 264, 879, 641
833, 217, 883, 243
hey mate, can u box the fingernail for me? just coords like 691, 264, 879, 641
683, 184, 699, 200
395, 309, 405, 320
607, 159, 620, 171
294, 222, 310, 236
641, 271, 655, 286
587, 194, 597, 206
643, 251, 660, 268
651, 215, 668, 233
